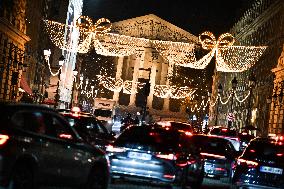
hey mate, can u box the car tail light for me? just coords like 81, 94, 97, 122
237, 158, 258, 168
156, 153, 177, 160
276, 153, 283, 157
0, 134, 9, 145
185, 131, 193, 136
163, 174, 175, 179
200, 152, 226, 160
106, 145, 125, 153
215, 167, 226, 171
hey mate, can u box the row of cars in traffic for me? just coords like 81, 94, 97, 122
0, 102, 283, 189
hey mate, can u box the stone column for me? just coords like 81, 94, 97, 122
163, 62, 174, 111
129, 51, 144, 106
147, 52, 158, 109
113, 56, 124, 102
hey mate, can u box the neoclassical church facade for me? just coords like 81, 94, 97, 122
106, 14, 198, 121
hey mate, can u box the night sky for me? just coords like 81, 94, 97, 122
83, 0, 254, 37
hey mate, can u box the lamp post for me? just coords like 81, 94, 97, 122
215, 84, 223, 126
228, 77, 238, 129
245, 74, 257, 129
44, 49, 65, 109
70, 67, 78, 108
54, 55, 65, 109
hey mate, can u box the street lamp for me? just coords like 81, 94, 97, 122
215, 83, 223, 126
245, 73, 257, 129
70, 67, 78, 108
228, 77, 238, 129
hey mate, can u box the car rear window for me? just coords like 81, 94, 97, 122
170, 122, 192, 131
243, 141, 284, 161
115, 126, 191, 152
210, 128, 237, 137
191, 135, 232, 156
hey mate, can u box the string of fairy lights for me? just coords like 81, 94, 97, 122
96, 75, 196, 99
43, 16, 267, 112
189, 90, 251, 112
43, 16, 267, 73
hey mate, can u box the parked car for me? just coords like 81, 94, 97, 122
59, 107, 116, 151
107, 125, 204, 189
232, 137, 284, 189
208, 126, 240, 151
0, 102, 109, 189
191, 134, 239, 183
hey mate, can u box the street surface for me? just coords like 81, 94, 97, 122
109, 178, 229, 189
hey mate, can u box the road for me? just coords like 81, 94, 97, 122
109, 178, 230, 189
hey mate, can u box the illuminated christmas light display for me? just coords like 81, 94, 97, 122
195, 31, 267, 72
43, 16, 111, 53
151, 40, 197, 68
97, 75, 195, 99
190, 90, 251, 112
94, 33, 150, 57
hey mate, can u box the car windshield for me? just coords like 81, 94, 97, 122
191, 135, 233, 156
210, 128, 237, 137
243, 141, 284, 161
115, 127, 192, 152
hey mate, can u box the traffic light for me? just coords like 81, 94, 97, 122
143, 82, 150, 96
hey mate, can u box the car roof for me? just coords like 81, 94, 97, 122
0, 102, 56, 112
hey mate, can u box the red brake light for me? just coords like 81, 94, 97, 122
276, 153, 283, 157
156, 153, 177, 160
200, 152, 226, 159
185, 131, 193, 136
71, 107, 81, 113
250, 149, 256, 153
0, 134, 9, 145
222, 128, 228, 132
237, 158, 258, 168
59, 133, 72, 139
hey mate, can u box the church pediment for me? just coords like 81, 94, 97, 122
111, 14, 198, 43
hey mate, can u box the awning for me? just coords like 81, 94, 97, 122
20, 76, 33, 95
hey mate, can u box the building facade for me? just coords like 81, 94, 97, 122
209, 0, 284, 136
0, 0, 30, 101
107, 14, 198, 121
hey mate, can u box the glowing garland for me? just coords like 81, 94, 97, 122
97, 75, 195, 99
44, 17, 267, 73
195, 31, 267, 72
94, 33, 150, 57
190, 90, 251, 112
43, 16, 111, 53
151, 40, 197, 68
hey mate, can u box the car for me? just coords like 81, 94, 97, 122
190, 134, 239, 183
232, 137, 284, 189
208, 126, 240, 151
59, 107, 116, 150
0, 102, 109, 189
107, 125, 204, 189
238, 132, 255, 151
156, 121, 194, 135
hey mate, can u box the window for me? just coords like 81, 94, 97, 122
44, 113, 75, 140
11, 111, 46, 134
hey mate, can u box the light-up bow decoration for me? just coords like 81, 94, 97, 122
43, 16, 112, 53
190, 31, 267, 72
